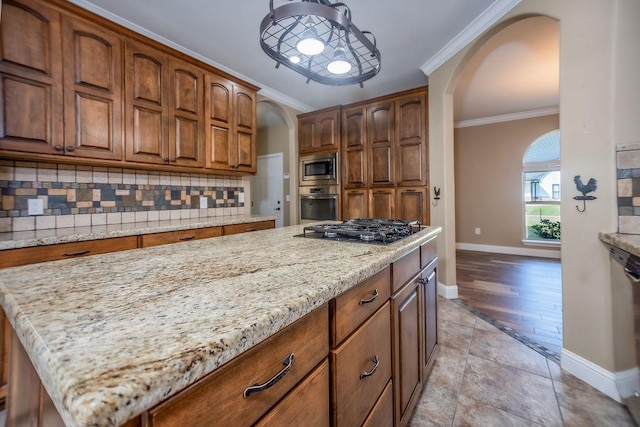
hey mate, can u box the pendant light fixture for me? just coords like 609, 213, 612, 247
259, 0, 381, 87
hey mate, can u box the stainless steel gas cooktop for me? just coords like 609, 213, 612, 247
299, 218, 421, 245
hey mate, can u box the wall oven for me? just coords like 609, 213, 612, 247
299, 186, 339, 223
300, 152, 338, 186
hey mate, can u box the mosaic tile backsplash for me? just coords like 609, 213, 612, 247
0, 161, 247, 233
617, 143, 640, 234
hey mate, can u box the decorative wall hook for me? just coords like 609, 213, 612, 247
432, 187, 441, 206
573, 175, 597, 212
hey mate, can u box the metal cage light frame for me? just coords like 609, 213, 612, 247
259, 0, 381, 87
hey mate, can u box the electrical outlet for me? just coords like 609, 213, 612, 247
28, 199, 43, 215
475, 227, 481, 235
238, 193, 245, 203
199, 196, 208, 209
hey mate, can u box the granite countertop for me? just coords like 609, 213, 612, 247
0, 223, 441, 427
599, 232, 640, 258
0, 214, 277, 251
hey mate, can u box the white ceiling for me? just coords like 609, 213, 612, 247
68, 0, 557, 123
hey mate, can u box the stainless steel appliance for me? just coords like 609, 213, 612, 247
609, 245, 640, 423
300, 218, 421, 245
300, 152, 338, 186
299, 186, 339, 223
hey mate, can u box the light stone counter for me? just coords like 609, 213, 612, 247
599, 232, 640, 258
0, 223, 441, 427
0, 214, 276, 251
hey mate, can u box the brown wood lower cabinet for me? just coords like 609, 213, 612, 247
146, 305, 329, 427
331, 301, 392, 426
223, 220, 275, 235
0, 236, 138, 269
139, 226, 222, 247
256, 359, 330, 427
363, 380, 394, 427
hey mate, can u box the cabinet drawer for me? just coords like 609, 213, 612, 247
140, 227, 222, 247
331, 302, 391, 426
223, 220, 275, 236
362, 380, 393, 427
392, 247, 420, 293
420, 236, 437, 268
0, 236, 138, 269
256, 359, 330, 427
331, 266, 390, 346
147, 304, 329, 427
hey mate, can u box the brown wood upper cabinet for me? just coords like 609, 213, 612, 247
395, 92, 427, 187
0, 0, 64, 155
397, 187, 428, 225
205, 74, 257, 173
368, 101, 395, 187
341, 105, 367, 189
62, 15, 124, 160
298, 107, 340, 155
125, 41, 205, 168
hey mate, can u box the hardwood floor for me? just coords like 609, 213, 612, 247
456, 250, 563, 358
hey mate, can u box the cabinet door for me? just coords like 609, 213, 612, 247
397, 187, 428, 225
298, 116, 316, 154
341, 106, 367, 188
369, 188, 395, 220
342, 189, 368, 220
169, 58, 204, 167
232, 84, 256, 172
367, 101, 394, 187
392, 275, 423, 427
125, 40, 168, 165
0, 0, 63, 155
421, 265, 438, 380
317, 109, 340, 151
62, 15, 123, 160
204, 73, 233, 171
396, 92, 427, 186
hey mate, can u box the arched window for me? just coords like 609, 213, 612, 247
523, 130, 560, 242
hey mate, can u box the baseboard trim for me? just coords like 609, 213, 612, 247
438, 282, 458, 299
560, 348, 640, 403
456, 243, 561, 259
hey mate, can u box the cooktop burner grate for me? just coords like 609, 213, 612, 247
300, 218, 421, 244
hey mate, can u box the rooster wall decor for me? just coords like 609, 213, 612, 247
573, 175, 597, 212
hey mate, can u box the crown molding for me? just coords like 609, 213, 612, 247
420, 0, 521, 76
66, 0, 314, 113
455, 106, 559, 128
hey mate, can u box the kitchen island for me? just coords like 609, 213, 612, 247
0, 223, 440, 426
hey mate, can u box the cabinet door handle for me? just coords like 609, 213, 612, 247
245, 228, 257, 232
65, 146, 75, 152
360, 355, 380, 379
54, 145, 63, 151
243, 353, 294, 398
179, 236, 196, 241
170, 157, 176, 162
61, 250, 91, 257
359, 289, 379, 305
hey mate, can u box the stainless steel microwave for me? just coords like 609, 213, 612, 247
300, 152, 338, 186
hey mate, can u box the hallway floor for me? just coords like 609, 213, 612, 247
409, 297, 635, 426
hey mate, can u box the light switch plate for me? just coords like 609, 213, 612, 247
238, 193, 245, 203
199, 196, 208, 209
28, 199, 43, 215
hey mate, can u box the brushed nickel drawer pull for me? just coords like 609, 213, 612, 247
359, 289, 379, 305
245, 228, 257, 232
243, 353, 294, 398
61, 250, 91, 257
179, 236, 196, 241
360, 355, 380, 379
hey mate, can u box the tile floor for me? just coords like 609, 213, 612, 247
410, 297, 636, 426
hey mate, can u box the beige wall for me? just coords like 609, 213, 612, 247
428, 0, 640, 393
454, 115, 560, 248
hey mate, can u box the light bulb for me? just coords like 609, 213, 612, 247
289, 55, 301, 64
327, 47, 352, 74
296, 28, 325, 56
